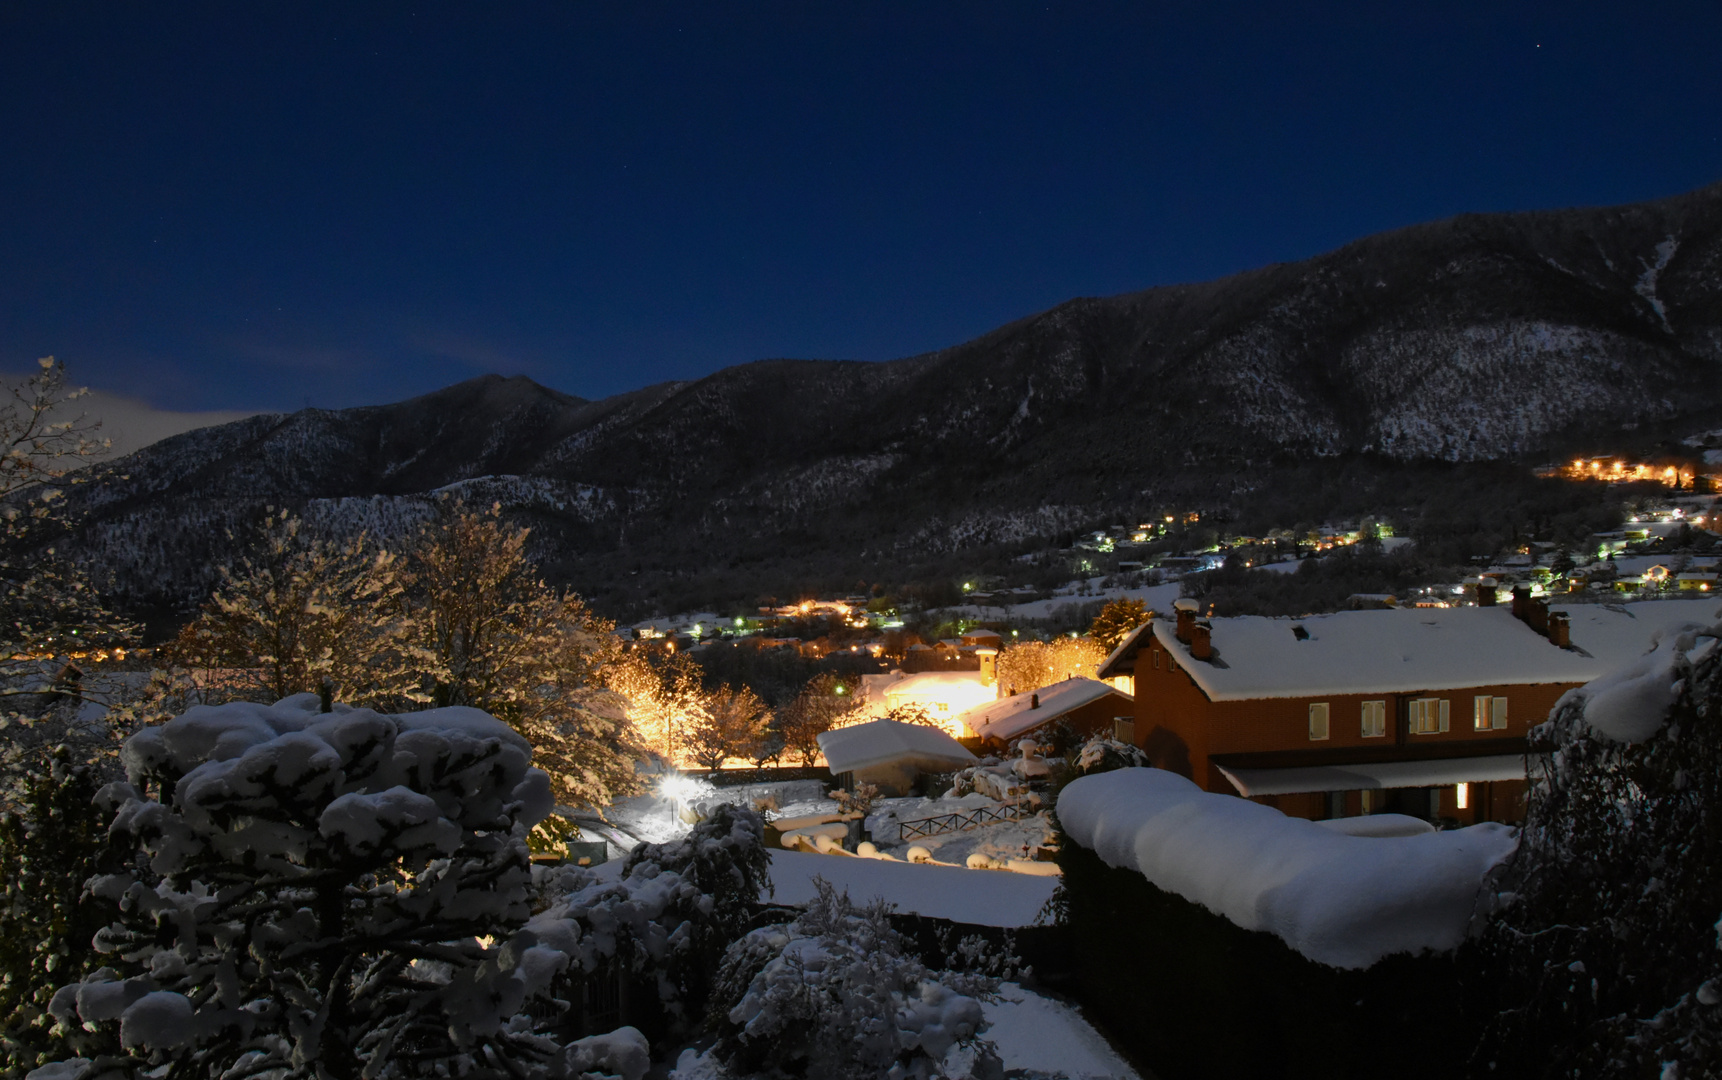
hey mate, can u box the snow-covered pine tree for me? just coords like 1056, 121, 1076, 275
1466, 616, 1722, 1077
41, 694, 652, 1080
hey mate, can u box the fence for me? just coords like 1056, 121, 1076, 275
897, 799, 1033, 842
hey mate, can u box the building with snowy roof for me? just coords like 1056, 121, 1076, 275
953, 677, 1133, 747
1130, 593, 1719, 824
817, 719, 978, 797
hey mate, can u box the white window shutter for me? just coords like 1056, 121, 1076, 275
1439, 699, 1450, 732
1493, 696, 1508, 729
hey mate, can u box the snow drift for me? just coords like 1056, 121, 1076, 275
1058, 768, 1518, 969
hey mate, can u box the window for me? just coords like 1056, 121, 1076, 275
1153, 649, 1161, 669
1114, 718, 1135, 744
1474, 696, 1508, 731
1308, 702, 1330, 740
1410, 697, 1449, 734
1361, 700, 1387, 738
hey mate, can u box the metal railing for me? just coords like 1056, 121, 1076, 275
897, 799, 1033, 842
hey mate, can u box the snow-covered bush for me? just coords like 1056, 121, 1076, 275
38, 693, 630, 1080
709, 879, 999, 1080
1071, 734, 1148, 776
1467, 618, 1722, 1076
532, 804, 771, 1029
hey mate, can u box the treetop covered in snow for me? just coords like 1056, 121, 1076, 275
817, 719, 976, 775
1561, 619, 1719, 743
1151, 601, 1720, 701
1058, 768, 1518, 969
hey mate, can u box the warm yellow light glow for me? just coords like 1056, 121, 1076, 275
1456, 782, 1469, 810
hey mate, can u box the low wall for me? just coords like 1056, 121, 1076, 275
1057, 841, 1469, 1080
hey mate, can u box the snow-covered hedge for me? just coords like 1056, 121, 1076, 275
1468, 615, 1722, 1075
34, 694, 762, 1080
708, 879, 1001, 1080
1058, 767, 1517, 969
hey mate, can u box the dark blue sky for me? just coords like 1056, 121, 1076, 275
3, 2, 1719, 413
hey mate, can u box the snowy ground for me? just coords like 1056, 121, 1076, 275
767, 849, 1057, 927
667, 981, 1142, 1079
936, 581, 1182, 623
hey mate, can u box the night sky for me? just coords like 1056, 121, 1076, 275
3, 2, 1719, 417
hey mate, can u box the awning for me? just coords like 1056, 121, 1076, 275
1215, 753, 1529, 797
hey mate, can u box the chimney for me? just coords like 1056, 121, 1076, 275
1174, 598, 1199, 643
1030, 692, 1040, 709
1511, 585, 1530, 621
1477, 581, 1498, 607
1190, 623, 1212, 661
1528, 597, 1549, 635
1549, 611, 1571, 648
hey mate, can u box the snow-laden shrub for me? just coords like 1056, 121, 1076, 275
37, 693, 651, 1080
532, 804, 771, 1028
1071, 735, 1148, 776
1467, 618, 1722, 1076
709, 879, 1000, 1080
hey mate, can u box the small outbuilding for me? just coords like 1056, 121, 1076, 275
955, 676, 1135, 748
817, 719, 979, 797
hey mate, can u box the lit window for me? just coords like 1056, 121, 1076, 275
1410, 698, 1449, 735
1308, 702, 1330, 741
1361, 700, 1387, 738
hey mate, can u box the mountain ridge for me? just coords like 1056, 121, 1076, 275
43, 179, 1722, 621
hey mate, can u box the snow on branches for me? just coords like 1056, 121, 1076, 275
709, 879, 1000, 1080
530, 804, 772, 1026
38, 693, 656, 1080
1469, 614, 1722, 1075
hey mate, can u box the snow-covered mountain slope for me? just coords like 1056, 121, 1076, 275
39, 181, 1722, 616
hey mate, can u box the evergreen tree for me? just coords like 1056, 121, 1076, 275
1088, 597, 1150, 654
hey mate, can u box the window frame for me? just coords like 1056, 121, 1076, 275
1308, 701, 1330, 741
1361, 699, 1387, 738
1410, 697, 1449, 735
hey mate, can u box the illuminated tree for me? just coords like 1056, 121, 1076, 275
604, 647, 705, 765
393, 503, 643, 835
1088, 597, 1149, 653
685, 685, 770, 770
776, 673, 863, 766
995, 637, 1105, 696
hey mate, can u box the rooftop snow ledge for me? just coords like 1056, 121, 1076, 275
1058, 768, 1517, 970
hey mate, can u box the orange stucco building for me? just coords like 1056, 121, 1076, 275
1101, 591, 1717, 824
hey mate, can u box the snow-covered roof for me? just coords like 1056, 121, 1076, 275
818, 720, 977, 775
1215, 753, 1531, 797
955, 678, 1132, 743
1059, 767, 1518, 969
1094, 620, 1154, 680
1153, 601, 1720, 701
